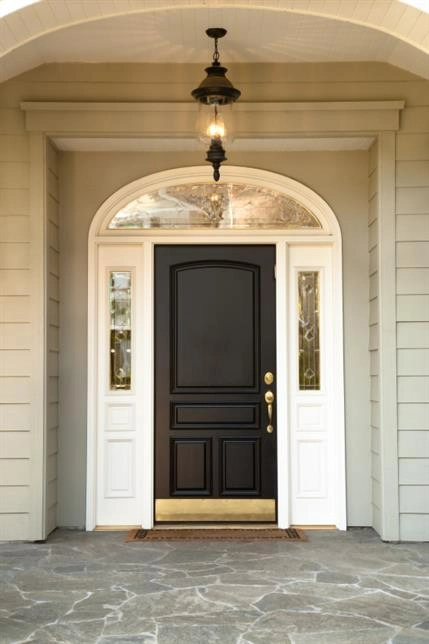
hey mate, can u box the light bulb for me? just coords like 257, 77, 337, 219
207, 120, 225, 139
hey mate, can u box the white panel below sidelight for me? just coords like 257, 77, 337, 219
104, 439, 135, 498
106, 403, 135, 431
297, 404, 325, 431
296, 440, 326, 498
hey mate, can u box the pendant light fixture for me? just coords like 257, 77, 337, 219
191, 28, 241, 181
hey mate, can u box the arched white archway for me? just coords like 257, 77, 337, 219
87, 166, 346, 531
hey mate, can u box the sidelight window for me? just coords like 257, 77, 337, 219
109, 271, 132, 390
298, 271, 320, 390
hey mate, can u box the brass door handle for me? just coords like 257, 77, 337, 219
265, 390, 274, 434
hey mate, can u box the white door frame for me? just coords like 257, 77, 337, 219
86, 166, 346, 530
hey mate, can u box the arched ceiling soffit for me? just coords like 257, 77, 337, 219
0, 1, 428, 82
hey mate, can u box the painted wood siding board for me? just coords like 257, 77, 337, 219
46, 479, 57, 507
45, 140, 59, 537
400, 107, 429, 133
47, 299, 59, 326
369, 246, 378, 276
0, 189, 29, 214
396, 215, 429, 242
47, 427, 58, 456
47, 195, 59, 227
0, 459, 30, 485
0, 323, 31, 350
369, 273, 378, 300
371, 451, 381, 481
47, 402, 58, 431
398, 377, 429, 403
396, 161, 429, 188
47, 377, 58, 404
396, 189, 429, 215
400, 486, 429, 513
48, 273, 59, 301
370, 350, 379, 376
0, 404, 31, 431
0, 109, 25, 134
371, 425, 381, 453
47, 453, 57, 482
397, 349, 429, 376
373, 505, 382, 534
0, 430, 31, 458
397, 268, 429, 294
397, 133, 429, 160
398, 403, 429, 430
370, 375, 380, 402
368, 195, 377, 226
369, 169, 378, 200
0, 216, 30, 242
0, 243, 30, 269
369, 299, 378, 325
372, 479, 381, 510
399, 459, 429, 485
0, 162, 29, 189
0, 269, 30, 295
48, 247, 59, 276
399, 431, 429, 458
0, 135, 29, 162
400, 514, 429, 541
368, 220, 378, 251
0, 514, 29, 541
0, 296, 30, 322
397, 242, 429, 268
397, 295, 429, 321
397, 322, 429, 348
0, 377, 31, 403
0, 486, 30, 513
47, 350, 58, 377
47, 169, 59, 202
0, 350, 31, 376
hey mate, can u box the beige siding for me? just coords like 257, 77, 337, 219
396, 109, 429, 540
0, 60, 429, 539
0, 120, 31, 539
46, 139, 59, 536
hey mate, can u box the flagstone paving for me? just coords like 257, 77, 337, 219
0, 527, 428, 643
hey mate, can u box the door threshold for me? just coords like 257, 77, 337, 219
291, 524, 337, 531
154, 523, 278, 530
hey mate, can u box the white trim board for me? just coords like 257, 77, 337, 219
52, 136, 375, 153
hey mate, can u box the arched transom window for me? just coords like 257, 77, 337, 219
108, 182, 322, 230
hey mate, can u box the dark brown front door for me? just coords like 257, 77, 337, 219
155, 245, 277, 522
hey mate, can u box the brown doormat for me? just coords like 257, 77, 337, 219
126, 527, 307, 541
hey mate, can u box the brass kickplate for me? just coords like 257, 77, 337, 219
155, 498, 276, 522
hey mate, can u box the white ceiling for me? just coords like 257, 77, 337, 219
0, 0, 428, 81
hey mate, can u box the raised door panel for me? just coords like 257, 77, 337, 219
172, 262, 259, 391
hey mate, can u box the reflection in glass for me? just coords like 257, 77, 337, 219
298, 272, 320, 390
108, 183, 321, 230
109, 271, 131, 390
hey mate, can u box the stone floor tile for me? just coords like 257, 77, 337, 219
289, 626, 397, 643
0, 527, 428, 644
